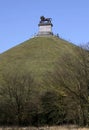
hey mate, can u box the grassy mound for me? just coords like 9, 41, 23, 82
0, 36, 77, 83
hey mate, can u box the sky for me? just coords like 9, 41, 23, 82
0, 0, 89, 53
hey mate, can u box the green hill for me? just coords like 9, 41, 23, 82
0, 36, 89, 126
0, 36, 77, 83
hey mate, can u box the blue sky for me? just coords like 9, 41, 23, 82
0, 0, 89, 53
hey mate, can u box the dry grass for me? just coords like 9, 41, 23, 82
0, 126, 89, 130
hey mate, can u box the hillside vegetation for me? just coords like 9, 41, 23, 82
0, 36, 89, 126
0, 36, 77, 82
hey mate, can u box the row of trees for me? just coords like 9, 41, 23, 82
0, 71, 35, 125
0, 45, 89, 126
0, 71, 65, 126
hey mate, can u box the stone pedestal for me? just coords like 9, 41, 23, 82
37, 16, 53, 36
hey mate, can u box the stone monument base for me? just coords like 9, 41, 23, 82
37, 31, 53, 36
37, 16, 53, 37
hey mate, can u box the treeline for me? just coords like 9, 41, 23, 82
0, 45, 89, 126
0, 71, 65, 126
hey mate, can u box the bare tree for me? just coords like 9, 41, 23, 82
44, 45, 89, 126
0, 70, 35, 125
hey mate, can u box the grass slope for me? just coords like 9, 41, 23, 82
0, 36, 77, 83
